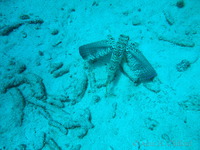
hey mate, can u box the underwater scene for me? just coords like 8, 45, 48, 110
0, 0, 200, 149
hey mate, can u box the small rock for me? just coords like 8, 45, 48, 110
27, 19, 44, 24
70, 144, 81, 150
176, 0, 185, 8
112, 102, 117, 118
38, 50, 44, 56
21, 31, 27, 38
122, 10, 130, 16
16, 144, 27, 150
143, 77, 161, 93
52, 41, 62, 47
92, 95, 101, 103
51, 29, 59, 35
185, 27, 197, 35
70, 8, 76, 12
163, 11, 175, 25
158, 35, 195, 47
0, 23, 23, 36
132, 16, 142, 26
53, 65, 70, 78
176, 59, 190, 72
19, 14, 30, 20
49, 62, 63, 74
179, 95, 200, 111
92, 1, 99, 6
145, 118, 159, 131
161, 134, 171, 143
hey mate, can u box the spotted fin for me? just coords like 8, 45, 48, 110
79, 36, 115, 61
123, 43, 157, 83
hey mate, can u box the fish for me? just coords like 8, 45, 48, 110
106, 34, 129, 84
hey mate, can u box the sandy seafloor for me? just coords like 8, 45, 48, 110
0, 0, 200, 150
